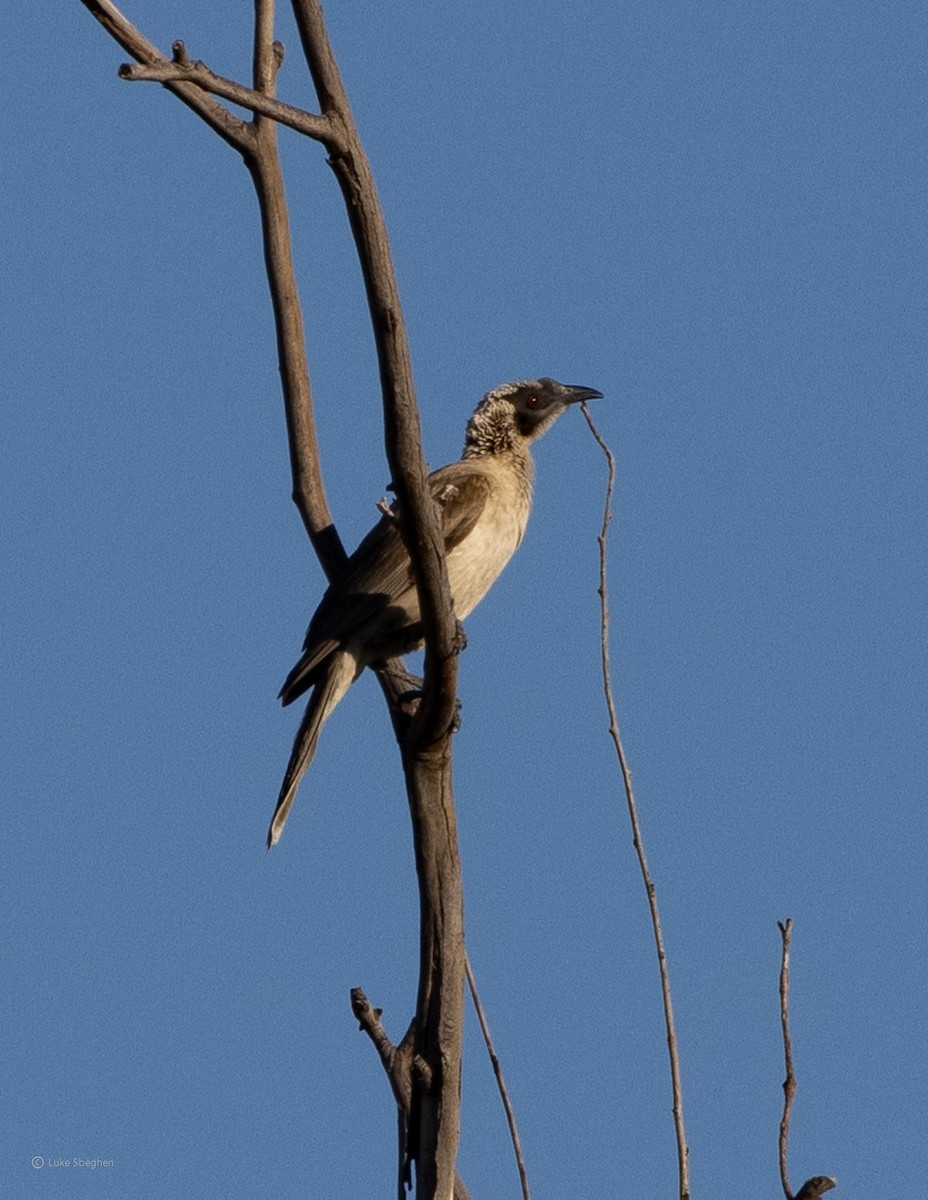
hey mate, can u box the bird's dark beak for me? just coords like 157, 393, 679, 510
561, 384, 605, 405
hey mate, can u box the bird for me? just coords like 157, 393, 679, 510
267, 377, 604, 846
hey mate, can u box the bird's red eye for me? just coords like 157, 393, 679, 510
527, 395, 539, 408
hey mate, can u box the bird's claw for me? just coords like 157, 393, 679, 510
398, 688, 422, 717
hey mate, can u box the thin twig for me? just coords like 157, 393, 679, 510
778, 918, 797, 1200
581, 404, 690, 1200
464, 952, 531, 1200
79, 0, 252, 152
776, 921, 838, 1200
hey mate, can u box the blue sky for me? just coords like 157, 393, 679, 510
4, 2, 927, 1197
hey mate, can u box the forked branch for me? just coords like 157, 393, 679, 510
351, 989, 473, 1200
119, 45, 332, 141
80, 2, 465, 1196
80, 0, 252, 152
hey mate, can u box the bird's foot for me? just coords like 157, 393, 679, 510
376, 495, 398, 521
398, 688, 422, 717
453, 619, 468, 655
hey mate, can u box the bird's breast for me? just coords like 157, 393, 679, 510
446, 474, 531, 619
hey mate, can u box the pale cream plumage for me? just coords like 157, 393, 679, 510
268, 377, 604, 846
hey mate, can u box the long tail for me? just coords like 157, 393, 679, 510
266, 649, 361, 848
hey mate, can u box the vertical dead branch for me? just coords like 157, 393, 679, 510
778, 918, 797, 1200
246, 0, 345, 575
777, 919, 837, 1200
581, 405, 690, 1200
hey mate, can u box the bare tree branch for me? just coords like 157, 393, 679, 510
79, 0, 253, 153
350, 987, 418, 1116
351, 990, 474, 1200
581, 404, 691, 1200
244, 3, 345, 572
82, 0, 343, 569
119, 45, 334, 143
464, 953, 531, 1200
81, 3, 466, 1194
777, 919, 837, 1200
778, 918, 797, 1200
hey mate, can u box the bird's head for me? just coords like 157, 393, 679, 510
463, 377, 604, 456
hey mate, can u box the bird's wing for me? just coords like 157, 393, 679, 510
426, 459, 495, 551
280, 515, 407, 698
308, 463, 494, 644
280, 463, 494, 702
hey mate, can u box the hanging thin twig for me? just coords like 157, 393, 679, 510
464, 952, 531, 1200
580, 404, 690, 1200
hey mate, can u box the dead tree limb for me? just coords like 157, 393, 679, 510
79, 0, 253, 152
80, 3, 464, 1195
119, 50, 332, 140
351, 989, 474, 1200
245, 7, 345, 573
777, 919, 837, 1200
778, 918, 798, 1200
